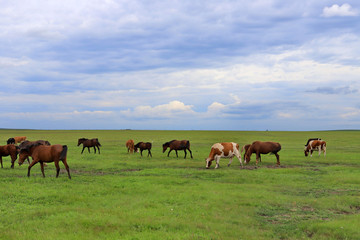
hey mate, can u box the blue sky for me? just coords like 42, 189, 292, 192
0, 0, 359, 130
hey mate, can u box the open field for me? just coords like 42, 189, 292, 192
0, 129, 359, 240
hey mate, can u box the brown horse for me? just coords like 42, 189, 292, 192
244, 141, 281, 165
0, 144, 19, 168
304, 140, 326, 157
19, 140, 51, 164
240, 144, 251, 160
18, 143, 71, 179
78, 138, 101, 154
134, 142, 152, 157
126, 139, 135, 154
162, 140, 193, 159
14, 136, 27, 144
6, 138, 15, 144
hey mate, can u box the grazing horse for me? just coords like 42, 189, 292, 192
78, 138, 101, 154
18, 143, 71, 179
19, 140, 51, 164
13, 136, 27, 144
244, 141, 282, 165
134, 142, 152, 157
240, 144, 251, 160
0, 144, 19, 168
162, 140, 193, 159
126, 139, 135, 154
305, 138, 321, 146
205, 142, 243, 169
304, 140, 326, 157
7, 138, 15, 144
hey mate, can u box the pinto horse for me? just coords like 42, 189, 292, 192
0, 144, 19, 168
78, 138, 101, 154
304, 140, 326, 157
134, 142, 152, 157
244, 141, 282, 165
305, 138, 321, 146
126, 139, 135, 154
162, 140, 193, 159
18, 143, 71, 179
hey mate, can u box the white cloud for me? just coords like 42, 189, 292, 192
121, 100, 195, 119
322, 4, 359, 17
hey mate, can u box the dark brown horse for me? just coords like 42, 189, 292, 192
134, 142, 152, 157
7, 138, 15, 144
18, 143, 71, 179
162, 140, 193, 159
244, 141, 281, 165
78, 138, 101, 154
0, 144, 19, 168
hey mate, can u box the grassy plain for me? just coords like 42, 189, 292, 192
0, 129, 359, 240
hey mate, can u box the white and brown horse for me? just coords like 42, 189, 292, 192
304, 140, 326, 157
244, 141, 282, 165
205, 142, 243, 169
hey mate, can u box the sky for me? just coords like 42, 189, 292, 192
0, 0, 359, 131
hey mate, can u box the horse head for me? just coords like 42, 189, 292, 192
205, 158, 212, 168
162, 142, 169, 153
77, 138, 87, 146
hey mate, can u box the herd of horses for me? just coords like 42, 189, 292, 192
0, 135, 327, 178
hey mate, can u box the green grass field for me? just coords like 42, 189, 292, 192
0, 129, 359, 240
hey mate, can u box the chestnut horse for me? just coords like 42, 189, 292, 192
244, 141, 281, 165
134, 142, 152, 157
240, 144, 251, 160
162, 140, 193, 159
18, 143, 71, 179
78, 138, 101, 154
19, 140, 51, 164
0, 144, 19, 168
304, 140, 326, 157
126, 139, 135, 154
14, 136, 27, 144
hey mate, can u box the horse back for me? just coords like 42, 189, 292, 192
33, 145, 65, 162
252, 141, 281, 154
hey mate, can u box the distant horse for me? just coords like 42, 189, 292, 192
240, 144, 251, 160
126, 139, 135, 154
134, 142, 152, 157
78, 138, 101, 154
162, 140, 193, 159
305, 138, 321, 146
19, 140, 51, 164
7, 138, 15, 144
13, 136, 27, 144
304, 140, 326, 157
0, 144, 19, 168
18, 143, 71, 179
244, 141, 282, 165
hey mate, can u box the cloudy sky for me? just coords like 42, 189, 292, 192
1, 0, 359, 130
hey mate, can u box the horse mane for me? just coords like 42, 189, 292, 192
79, 138, 88, 141
20, 142, 42, 153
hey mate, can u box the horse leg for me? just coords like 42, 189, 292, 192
27, 159, 38, 177
148, 149, 152, 157
235, 153, 243, 167
27, 157, 30, 164
175, 150, 178, 158
93, 146, 96, 154
40, 162, 45, 177
140, 149, 143, 157
97, 145, 100, 154
0, 156, 3, 168
323, 146, 326, 157
256, 153, 260, 165
62, 159, 71, 179
275, 153, 280, 165
88, 147, 91, 153
227, 157, 233, 167
167, 149, 173, 157
188, 148, 193, 159
55, 161, 60, 178
81, 146, 85, 154
215, 156, 221, 169
183, 149, 187, 159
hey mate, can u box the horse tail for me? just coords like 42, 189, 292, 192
96, 138, 101, 146
60, 145, 68, 161
186, 140, 191, 149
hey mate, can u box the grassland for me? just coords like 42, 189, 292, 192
0, 129, 359, 240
